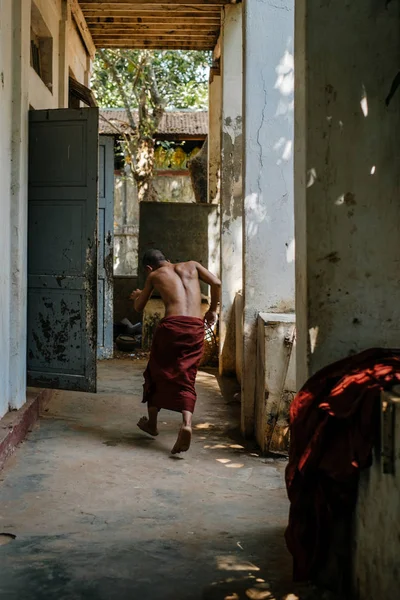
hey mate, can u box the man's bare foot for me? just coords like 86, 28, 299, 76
137, 416, 159, 437
171, 425, 192, 454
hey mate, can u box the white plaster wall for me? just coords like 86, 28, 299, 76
68, 20, 88, 83
29, 67, 57, 109
3, 0, 91, 417
242, 0, 295, 435
29, 0, 61, 108
9, 0, 30, 411
220, 4, 243, 376
0, 0, 13, 418
29, 0, 88, 109
295, 1, 400, 385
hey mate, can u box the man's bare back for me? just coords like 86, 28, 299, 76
130, 249, 221, 455
131, 256, 220, 325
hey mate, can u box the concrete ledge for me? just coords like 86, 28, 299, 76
0, 388, 53, 471
256, 313, 296, 453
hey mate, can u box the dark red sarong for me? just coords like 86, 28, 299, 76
142, 316, 205, 414
285, 348, 400, 582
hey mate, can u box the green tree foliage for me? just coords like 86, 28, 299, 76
91, 49, 211, 110
91, 49, 210, 201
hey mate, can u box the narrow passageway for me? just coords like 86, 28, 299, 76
0, 361, 310, 600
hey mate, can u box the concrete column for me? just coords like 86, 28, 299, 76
219, 4, 243, 376
295, 1, 400, 386
9, 0, 30, 409
208, 66, 221, 205
0, 0, 13, 418
58, 0, 70, 108
242, 0, 295, 436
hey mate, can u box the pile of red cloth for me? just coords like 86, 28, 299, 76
285, 348, 400, 581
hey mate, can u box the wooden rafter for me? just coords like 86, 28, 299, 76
95, 42, 215, 49
71, 0, 96, 58
92, 30, 217, 38
80, 1, 230, 6
86, 18, 220, 26
78, 0, 236, 51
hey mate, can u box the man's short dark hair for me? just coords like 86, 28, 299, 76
142, 248, 166, 268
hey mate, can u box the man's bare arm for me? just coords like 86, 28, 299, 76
130, 275, 154, 312
195, 262, 221, 323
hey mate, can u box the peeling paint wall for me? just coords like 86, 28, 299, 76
219, 4, 243, 376
255, 313, 296, 453
242, 0, 295, 435
295, 0, 400, 386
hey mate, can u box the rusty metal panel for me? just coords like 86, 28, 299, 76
97, 136, 114, 359
27, 108, 98, 392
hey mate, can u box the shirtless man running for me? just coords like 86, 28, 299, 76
130, 249, 221, 454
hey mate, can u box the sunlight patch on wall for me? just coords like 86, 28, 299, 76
307, 168, 317, 188
360, 85, 368, 117
309, 326, 319, 354
286, 239, 295, 264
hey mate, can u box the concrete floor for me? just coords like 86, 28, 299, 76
0, 360, 316, 600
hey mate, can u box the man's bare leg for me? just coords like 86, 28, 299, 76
171, 410, 192, 454
137, 406, 159, 437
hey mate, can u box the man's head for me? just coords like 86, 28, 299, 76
142, 249, 167, 272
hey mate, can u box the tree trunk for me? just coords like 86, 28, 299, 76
134, 138, 158, 202
188, 137, 208, 203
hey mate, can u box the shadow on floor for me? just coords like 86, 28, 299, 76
0, 360, 303, 600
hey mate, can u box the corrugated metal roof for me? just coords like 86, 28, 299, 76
99, 109, 208, 137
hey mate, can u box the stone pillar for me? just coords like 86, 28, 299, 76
9, 0, 30, 409
208, 66, 221, 204
295, 1, 400, 387
242, 0, 295, 435
219, 3, 243, 376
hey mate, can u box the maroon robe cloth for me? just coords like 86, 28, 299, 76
285, 348, 400, 582
142, 316, 205, 414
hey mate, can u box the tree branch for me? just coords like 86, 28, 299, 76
98, 49, 137, 134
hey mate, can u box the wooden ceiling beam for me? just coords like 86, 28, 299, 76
80, 4, 223, 12
91, 27, 219, 35
85, 15, 220, 23
90, 19, 220, 32
93, 34, 216, 43
70, 0, 96, 58
81, 1, 230, 5
95, 41, 214, 49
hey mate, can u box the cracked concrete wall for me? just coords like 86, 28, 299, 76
242, 0, 295, 436
295, 0, 400, 386
219, 4, 243, 376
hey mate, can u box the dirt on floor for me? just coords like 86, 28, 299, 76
0, 360, 334, 600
